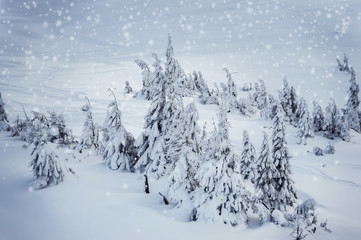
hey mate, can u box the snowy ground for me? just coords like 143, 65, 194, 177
1, 0, 361, 239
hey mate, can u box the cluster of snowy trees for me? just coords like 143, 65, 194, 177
1, 38, 357, 236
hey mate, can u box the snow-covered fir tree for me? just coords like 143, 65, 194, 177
193, 103, 251, 226
47, 111, 74, 146
100, 90, 122, 153
262, 94, 278, 120
254, 132, 278, 213
254, 79, 268, 110
279, 77, 298, 125
0, 92, 10, 131
241, 129, 257, 180
124, 81, 133, 94
102, 91, 137, 171
312, 100, 325, 132
338, 113, 350, 142
10, 115, 28, 138
193, 71, 215, 104
77, 97, 99, 152
26, 111, 49, 145
271, 103, 297, 210
135, 59, 152, 100
297, 98, 314, 145
337, 55, 361, 133
223, 68, 238, 112
168, 102, 202, 205
324, 99, 342, 140
30, 141, 65, 189
134, 53, 167, 176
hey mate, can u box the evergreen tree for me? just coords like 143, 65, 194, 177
193, 103, 250, 226
279, 77, 298, 125
47, 111, 74, 146
262, 94, 278, 120
254, 132, 278, 212
100, 90, 122, 153
255, 79, 268, 110
0, 92, 10, 131
338, 113, 350, 142
135, 59, 152, 100
134, 54, 167, 176
193, 72, 218, 104
271, 103, 297, 210
223, 68, 238, 112
30, 141, 66, 189
324, 99, 339, 139
337, 55, 361, 133
26, 111, 49, 145
124, 81, 133, 94
312, 100, 324, 132
241, 130, 257, 180
77, 97, 99, 152
102, 91, 137, 171
168, 103, 201, 205
297, 98, 314, 145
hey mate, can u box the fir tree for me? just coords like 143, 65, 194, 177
77, 97, 99, 152
338, 113, 350, 142
254, 79, 268, 110
323, 99, 339, 139
135, 59, 152, 100
193, 103, 250, 226
337, 55, 361, 133
279, 77, 298, 125
134, 54, 167, 176
30, 141, 66, 189
241, 130, 257, 180
271, 103, 297, 210
254, 132, 278, 213
47, 111, 74, 146
194, 72, 218, 105
0, 92, 10, 131
26, 111, 49, 145
102, 91, 137, 171
312, 100, 324, 132
124, 81, 133, 94
297, 98, 314, 145
223, 68, 238, 112
168, 102, 202, 205
100, 89, 122, 153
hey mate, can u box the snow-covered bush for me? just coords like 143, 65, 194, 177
0, 92, 10, 131
30, 142, 66, 189
324, 142, 335, 154
313, 147, 323, 156
10, 115, 28, 138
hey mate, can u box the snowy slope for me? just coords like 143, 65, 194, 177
1, 0, 361, 239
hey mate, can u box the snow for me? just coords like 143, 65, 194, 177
1, 0, 361, 239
